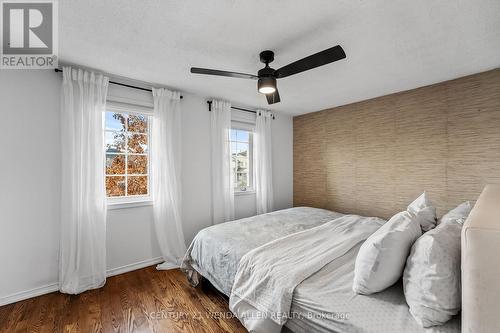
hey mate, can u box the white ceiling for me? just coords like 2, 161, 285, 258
60, 0, 500, 116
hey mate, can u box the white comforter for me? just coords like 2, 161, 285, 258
229, 214, 385, 333
181, 207, 343, 295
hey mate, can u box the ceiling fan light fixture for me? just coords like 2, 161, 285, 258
258, 77, 276, 94
259, 86, 276, 94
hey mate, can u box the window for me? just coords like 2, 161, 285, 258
104, 110, 151, 200
230, 127, 253, 192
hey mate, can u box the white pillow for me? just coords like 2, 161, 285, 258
403, 201, 473, 327
353, 192, 436, 295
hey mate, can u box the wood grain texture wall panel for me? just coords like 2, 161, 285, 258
353, 97, 398, 218
324, 106, 356, 214
446, 70, 500, 207
293, 111, 327, 208
293, 69, 500, 219
393, 84, 448, 216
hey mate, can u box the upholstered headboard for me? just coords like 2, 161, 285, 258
293, 68, 500, 219
462, 184, 500, 333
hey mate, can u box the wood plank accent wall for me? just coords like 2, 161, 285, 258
293, 69, 500, 219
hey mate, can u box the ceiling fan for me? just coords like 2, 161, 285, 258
190, 45, 346, 105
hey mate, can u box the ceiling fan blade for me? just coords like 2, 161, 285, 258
266, 89, 281, 105
191, 67, 258, 80
275, 45, 346, 79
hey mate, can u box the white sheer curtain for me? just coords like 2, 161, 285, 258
254, 110, 274, 214
152, 88, 186, 269
59, 67, 109, 294
210, 100, 234, 224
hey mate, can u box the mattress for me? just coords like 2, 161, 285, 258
285, 243, 460, 333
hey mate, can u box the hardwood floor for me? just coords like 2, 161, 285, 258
0, 267, 246, 333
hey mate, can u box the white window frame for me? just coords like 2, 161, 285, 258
230, 121, 255, 194
105, 101, 154, 210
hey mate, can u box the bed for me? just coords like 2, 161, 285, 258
181, 186, 500, 333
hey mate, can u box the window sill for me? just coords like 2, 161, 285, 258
234, 190, 256, 196
107, 199, 153, 210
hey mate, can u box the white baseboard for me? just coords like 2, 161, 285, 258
0, 256, 165, 307
106, 256, 164, 277
0, 283, 59, 307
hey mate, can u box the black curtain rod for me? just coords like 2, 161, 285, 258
54, 68, 183, 99
207, 101, 275, 119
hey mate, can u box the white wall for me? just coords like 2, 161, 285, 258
0, 70, 293, 304
0, 70, 62, 301
271, 112, 294, 211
